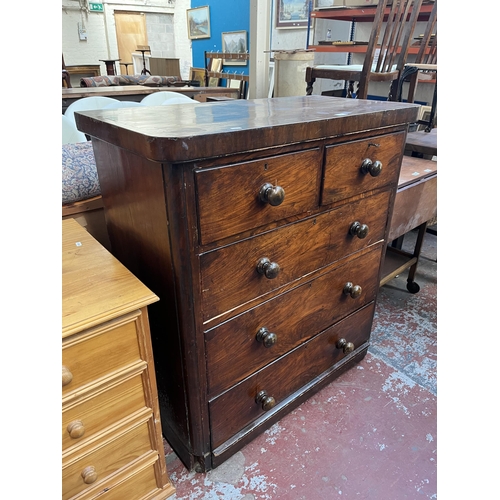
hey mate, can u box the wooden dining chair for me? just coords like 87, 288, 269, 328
305, 0, 424, 100
397, 0, 437, 131
62, 54, 72, 88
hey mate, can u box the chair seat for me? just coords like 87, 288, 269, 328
313, 63, 398, 73
405, 63, 437, 71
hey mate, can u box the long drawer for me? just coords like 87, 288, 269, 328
209, 302, 375, 448
200, 189, 390, 322
195, 148, 322, 244
62, 373, 148, 454
62, 315, 144, 400
205, 244, 382, 397
62, 419, 154, 500
322, 131, 405, 205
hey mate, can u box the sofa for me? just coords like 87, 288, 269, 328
62, 141, 111, 250
79, 74, 185, 88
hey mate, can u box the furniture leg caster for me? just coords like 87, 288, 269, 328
406, 280, 420, 294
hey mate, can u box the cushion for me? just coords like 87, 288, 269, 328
62, 142, 101, 204
140, 75, 181, 87
79, 75, 121, 87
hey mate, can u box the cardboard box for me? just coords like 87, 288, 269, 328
315, 0, 344, 8
344, 0, 380, 6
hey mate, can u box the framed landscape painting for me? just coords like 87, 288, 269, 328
221, 31, 248, 66
187, 6, 211, 40
276, 0, 309, 28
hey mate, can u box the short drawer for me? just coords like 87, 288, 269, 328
79, 460, 166, 500
195, 148, 322, 244
62, 316, 143, 399
201, 189, 390, 322
322, 131, 405, 205
62, 419, 154, 500
209, 302, 375, 448
62, 373, 148, 454
205, 244, 382, 397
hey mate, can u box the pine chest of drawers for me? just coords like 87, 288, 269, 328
76, 95, 419, 472
62, 218, 175, 499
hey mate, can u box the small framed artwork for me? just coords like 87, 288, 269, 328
190, 67, 207, 86
221, 31, 248, 66
208, 58, 222, 87
276, 0, 309, 29
187, 6, 211, 40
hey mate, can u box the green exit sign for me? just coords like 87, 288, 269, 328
89, 2, 103, 11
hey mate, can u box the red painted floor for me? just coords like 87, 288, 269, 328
163, 229, 437, 499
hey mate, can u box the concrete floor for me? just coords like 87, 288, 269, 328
163, 228, 437, 500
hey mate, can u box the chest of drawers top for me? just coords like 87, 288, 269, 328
75, 95, 419, 163
62, 218, 158, 338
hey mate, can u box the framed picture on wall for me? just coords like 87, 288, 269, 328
187, 6, 211, 40
221, 31, 248, 66
276, 0, 309, 29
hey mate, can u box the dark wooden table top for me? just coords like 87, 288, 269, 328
75, 96, 419, 163
62, 85, 232, 99
398, 155, 437, 190
405, 128, 437, 156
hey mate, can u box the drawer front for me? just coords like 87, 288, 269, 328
206, 244, 382, 397
62, 317, 142, 398
201, 190, 390, 322
388, 175, 437, 241
62, 420, 154, 500
322, 132, 405, 205
62, 373, 147, 453
77, 461, 163, 500
210, 302, 375, 448
195, 149, 322, 244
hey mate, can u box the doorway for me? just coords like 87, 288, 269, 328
114, 11, 148, 74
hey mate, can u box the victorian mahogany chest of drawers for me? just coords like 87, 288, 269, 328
76, 96, 418, 472
62, 218, 175, 499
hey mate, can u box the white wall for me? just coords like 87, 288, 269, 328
62, 0, 192, 79
269, 6, 350, 96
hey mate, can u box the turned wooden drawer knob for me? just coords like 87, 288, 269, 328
256, 327, 278, 347
67, 420, 85, 439
62, 365, 73, 386
349, 221, 369, 239
256, 390, 276, 411
337, 338, 355, 354
257, 257, 280, 279
343, 282, 362, 299
259, 182, 285, 206
81, 466, 98, 484
360, 158, 382, 177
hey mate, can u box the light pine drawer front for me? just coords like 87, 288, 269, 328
205, 244, 382, 397
210, 302, 375, 448
62, 373, 147, 453
195, 149, 322, 244
62, 318, 142, 399
79, 461, 164, 500
201, 190, 390, 322
62, 420, 154, 500
322, 132, 405, 205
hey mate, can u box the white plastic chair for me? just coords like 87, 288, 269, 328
101, 100, 145, 110
64, 96, 120, 125
141, 91, 194, 106
62, 114, 87, 144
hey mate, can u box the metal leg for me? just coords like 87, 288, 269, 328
424, 83, 437, 132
